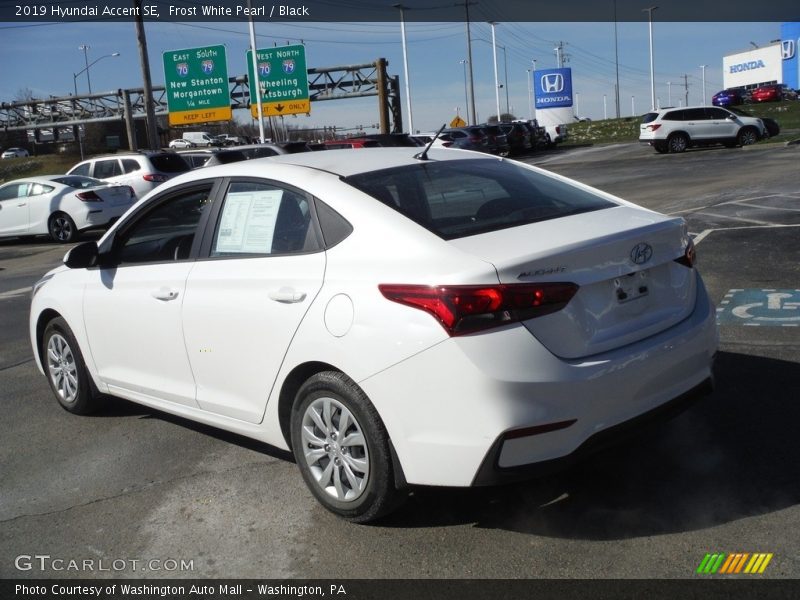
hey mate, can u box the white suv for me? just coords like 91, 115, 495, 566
640, 106, 766, 153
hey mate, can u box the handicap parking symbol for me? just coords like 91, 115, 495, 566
717, 289, 800, 327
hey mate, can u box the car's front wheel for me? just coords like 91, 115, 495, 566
667, 133, 689, 153
738, 127, 759, 147
42, 317, 100, 415
48, 212, 77, 243
290, 371, 403, 523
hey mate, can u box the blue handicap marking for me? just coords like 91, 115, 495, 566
717, 289, 800, 327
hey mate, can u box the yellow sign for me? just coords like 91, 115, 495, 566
450, 115, 467, 128
168, 107, 232, 126
250, 99, 311, 118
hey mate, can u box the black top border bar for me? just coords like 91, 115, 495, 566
2, 0, 799, 23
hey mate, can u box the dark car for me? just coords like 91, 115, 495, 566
440, 127, 489, 152
363, 133, 423, 147
711, 89, 747, 107
497, 122, 532, 155
478, 125, 511, 156
177, 148, 249, 169
237, 142, 313, 158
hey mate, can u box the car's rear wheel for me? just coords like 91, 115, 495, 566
290, 371, 402, 523
667, 133, 689, 153
738, 127, 759, 147
42, 317, 100, 415
48, 213, 77, 243
653, 142, 668, 154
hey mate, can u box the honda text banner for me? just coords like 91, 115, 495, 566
534, 68, 574, 109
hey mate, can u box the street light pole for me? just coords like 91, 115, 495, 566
700, 65, 707, 105
603, 94, 608, 120
72, 51, 120, 160
527, 69, 532, 120
667, 81, 672, 106
502, 45, 509, 116
78, 45, 92, 94
460, 59, 469, 121
631, 95, 636, 116
643, 6, 658, 111
394, 4, 414, 134
461, 1, 477, 126
489, 22, 501, 123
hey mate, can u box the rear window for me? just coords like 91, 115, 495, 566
343, 159, 614, 240
149, 153, 191, 173
641, 112, 659, 124
51, 175, 108, 189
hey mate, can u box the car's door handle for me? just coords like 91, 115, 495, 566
269, 288, 307, 303
151, 288, 180, 301
17, 203, 26, 207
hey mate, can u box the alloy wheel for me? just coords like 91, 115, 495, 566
46, 333, 79, 404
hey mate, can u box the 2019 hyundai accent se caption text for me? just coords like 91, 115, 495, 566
30, 148, 718, 522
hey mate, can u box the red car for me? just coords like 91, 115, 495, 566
751, 84, 795, 103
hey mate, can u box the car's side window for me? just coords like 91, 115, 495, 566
122, 159, 141, 173
116, 185, 214, 265
70, 163, 91, 177
0, 183, 29, 202
706, 108, 729, 120
95, 159, 122, 179
210, 181, 320, 257
28, 183, 54, 196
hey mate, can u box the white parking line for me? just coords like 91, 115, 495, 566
0, 286, 32, 300
691, 224, 800, 245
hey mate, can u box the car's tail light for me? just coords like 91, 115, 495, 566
442, 142, 453, 148
379, 283, 579, 336
674, 238, 696, 268
76, 191, 102, 202
645, 124, 662, 131
143, 174, 168, 182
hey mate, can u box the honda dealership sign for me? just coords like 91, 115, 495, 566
782, 22, 800, 90
534, 68, 573, 109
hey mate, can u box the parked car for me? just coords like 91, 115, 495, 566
514, 119, 548, 150
439, 127, 489, 152
176, 148, 249, 169
30, 148, 716, 522
237, 142, 313, 158
323, 139, 383, 149
711, 88, 747, 107
0, 175, 134, 242
750, 84, 796, 103
168, 139, 194, 149
497, 122, 532, 155
67, 151, 191, 199
181, 131, 217, 147
478, 125, 511, 156
2, 147, 30, 159
639, 106, 766, 153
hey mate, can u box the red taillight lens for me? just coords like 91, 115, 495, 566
646, 124, 662, 131
675, 238, 696, 268
143, 174, 168, 182
442, 142, 453, 148
76, 190, 102, 202
379, 283, 579, 336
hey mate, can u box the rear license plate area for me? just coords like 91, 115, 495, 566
614, 270, 649, 303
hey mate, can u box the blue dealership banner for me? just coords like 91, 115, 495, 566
534, 68, 574, 109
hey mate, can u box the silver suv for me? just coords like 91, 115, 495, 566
639, 106, 766, 154
67, 151, 191, 199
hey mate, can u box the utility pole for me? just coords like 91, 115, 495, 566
643, 6, 658, 111
613, 0, 621, 118
700, 65, 707, 105
461, 1, 477, 126
502, 45, 510, 116
247, 0, 265, 143
394, 4, 414, 134
683, 74, 690, 106
490, 22, 501, 123
555, 41, 565, 68
527, 69, 533, 120
133, 0, 158, 150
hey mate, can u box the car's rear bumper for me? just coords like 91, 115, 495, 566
360, 271, 718, 487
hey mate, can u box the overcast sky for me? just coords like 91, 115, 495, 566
1, 20, 781, 131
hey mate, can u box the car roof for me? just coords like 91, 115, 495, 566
166, 147, 492, 182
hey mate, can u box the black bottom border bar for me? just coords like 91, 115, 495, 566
3, 579, 800, 600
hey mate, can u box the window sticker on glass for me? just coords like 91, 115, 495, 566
215, 189, 284, 254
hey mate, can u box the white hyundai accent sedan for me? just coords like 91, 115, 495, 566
30, 148, 717, 522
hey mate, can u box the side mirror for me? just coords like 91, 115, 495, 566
64, 241, 99, 269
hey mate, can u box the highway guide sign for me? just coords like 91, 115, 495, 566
247, 44, 310, 118
163, 45, 232, 126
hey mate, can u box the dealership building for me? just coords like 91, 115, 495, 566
722, 22, 800, 91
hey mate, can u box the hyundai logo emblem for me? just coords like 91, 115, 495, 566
630, 243, 653, 265
541, 73, 564, 93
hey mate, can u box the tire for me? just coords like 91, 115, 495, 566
42, 317, 100, 415
290, 371, 402, 523
48, 212, 77, 243
653, 142, 668, 154
738, 127, 758, 147
667, 133, 689, 153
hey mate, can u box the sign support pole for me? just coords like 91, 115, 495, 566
247, 0, 266, 143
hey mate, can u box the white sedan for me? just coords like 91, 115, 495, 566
0, 175, 135, 242
168, 139, 194, 149
2, 147, 30, 159
29, 148, 717, 521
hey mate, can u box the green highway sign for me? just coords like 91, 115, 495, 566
247, 44, 310, 117
163, 45, 232, 126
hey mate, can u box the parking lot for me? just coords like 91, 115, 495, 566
1, 142, 799, 580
